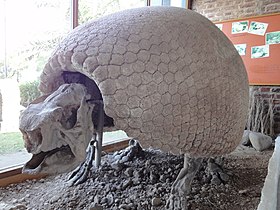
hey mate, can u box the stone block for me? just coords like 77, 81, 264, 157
258, 136, 280, 210
249, 131, 272, 151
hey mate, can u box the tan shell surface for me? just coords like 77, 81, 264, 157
39, 6, 249, 157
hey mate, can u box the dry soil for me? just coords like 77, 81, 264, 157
0, 144, 273, 210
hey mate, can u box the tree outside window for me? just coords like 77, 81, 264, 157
0, 0, 146, 170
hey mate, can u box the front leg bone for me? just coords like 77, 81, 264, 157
91, 100, 104, 168
68, 100, 104, 185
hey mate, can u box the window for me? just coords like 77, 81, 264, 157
78, 0, 146, 25
0, 0, 71, 170
0, 0, 147, 173
150, 0, 186, 8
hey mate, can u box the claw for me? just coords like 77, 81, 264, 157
111, 139, 143, 164
166, 194, 182, 210
68, 140, 96, 185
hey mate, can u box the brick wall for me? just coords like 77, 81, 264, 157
192, 0, 280, 22
192, 0, 280, 136
249, 86, 280, 137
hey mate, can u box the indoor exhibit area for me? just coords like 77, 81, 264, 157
0, 0, 280, 209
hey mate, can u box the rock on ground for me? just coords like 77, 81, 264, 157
249, 132, 272, 151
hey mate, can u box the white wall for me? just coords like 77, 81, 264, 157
0, 78, 21, 132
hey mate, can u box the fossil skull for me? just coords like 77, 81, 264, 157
19, 83, 94, 174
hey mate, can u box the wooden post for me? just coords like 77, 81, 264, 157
71, 0, 79, 29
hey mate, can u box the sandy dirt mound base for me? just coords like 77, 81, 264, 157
0, 145, 272, 210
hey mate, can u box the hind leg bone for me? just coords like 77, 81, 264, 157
166, 155, 203, 209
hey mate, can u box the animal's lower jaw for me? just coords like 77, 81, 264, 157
22, 145, 80, 175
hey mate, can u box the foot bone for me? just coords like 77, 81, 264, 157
166, 155, 203, 209
111, 139, 143, 164
203, 157, 229, 185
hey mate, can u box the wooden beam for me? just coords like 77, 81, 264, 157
71, 0, 79, 29
186, 0, 192, 9
0, 138, 130, 187
0, 171, 47, 187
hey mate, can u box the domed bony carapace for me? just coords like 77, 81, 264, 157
19, 6, 249, 209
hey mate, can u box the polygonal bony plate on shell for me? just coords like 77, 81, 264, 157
39, 6, 249, 157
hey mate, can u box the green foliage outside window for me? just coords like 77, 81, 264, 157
0, 132, 23, 154
19, 80, 41, 107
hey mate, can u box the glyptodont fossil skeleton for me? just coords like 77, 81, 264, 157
20, 6, 248, 208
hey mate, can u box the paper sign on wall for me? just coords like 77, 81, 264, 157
266, 31, 280, 45
215, 24, 223, 30
248, 21, 268, 36
234, 44, 247, 56
251, 45, 269, 59
232, 21, 249, 34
